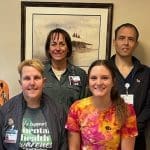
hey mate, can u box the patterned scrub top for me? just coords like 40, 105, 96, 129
65, 97, 138, 150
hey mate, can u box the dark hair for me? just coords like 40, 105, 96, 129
45, 28, 72, 60
115, 23, 139, 41
88, 60, 128, 125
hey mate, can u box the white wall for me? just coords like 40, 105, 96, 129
0, 0, 21, 97
0, 0, 150, 97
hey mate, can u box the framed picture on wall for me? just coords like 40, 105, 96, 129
21, 2, 113, 71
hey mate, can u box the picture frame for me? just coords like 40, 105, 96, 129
21, 1, 113, 71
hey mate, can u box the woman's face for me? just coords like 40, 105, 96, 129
49, 32, 68, 62
19, 66, 45, 104
89, 65, 114, 98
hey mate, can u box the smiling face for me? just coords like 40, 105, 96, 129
113, 27, 138, 58
19, 66, 45, 103
49, 32, 68, 62
89, 65, 114, 98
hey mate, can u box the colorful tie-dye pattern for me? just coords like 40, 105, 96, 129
65, 97, 138, 150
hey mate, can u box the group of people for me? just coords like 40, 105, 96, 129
0, 23, 149, 150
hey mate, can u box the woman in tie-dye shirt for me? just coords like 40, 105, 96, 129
65, 60, 138, 150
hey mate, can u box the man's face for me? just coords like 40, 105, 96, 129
113, 27, 138, 57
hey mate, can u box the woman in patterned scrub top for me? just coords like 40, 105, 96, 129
65, 60, 138, 150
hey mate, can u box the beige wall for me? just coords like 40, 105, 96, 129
0, 0, 150, 97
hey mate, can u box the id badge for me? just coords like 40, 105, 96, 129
4, 129, 18, 143
120, 94, 134, 105
69, 76, 81, 85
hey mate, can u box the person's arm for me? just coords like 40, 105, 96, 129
65, 100, 81, 150
121, 136, 135, 150
68, 131, 80, 150
120, 104, 138, 150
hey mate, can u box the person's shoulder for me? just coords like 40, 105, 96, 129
43, 61, 51, 70
133, 56, 148, 68
69, 63, 86, 75
0, 93, 22, 113
109, 55, 117, 68
132, 56, 149, 72
71, 97, 92, 109
141, 64, 150, 70
138, 62, 150, 74
109, 55, 115, 62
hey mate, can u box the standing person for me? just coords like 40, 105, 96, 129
109, 23, 150, 150
0, 59, 67, 150
43, 28, 87, 112
66, 60, 138, 150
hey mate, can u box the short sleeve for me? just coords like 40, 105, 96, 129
121, 104, 138, 138
65, 101, 81, 132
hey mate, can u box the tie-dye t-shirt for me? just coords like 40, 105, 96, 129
65, 97, 138, 150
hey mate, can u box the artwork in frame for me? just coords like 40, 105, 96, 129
21, 2, 113, 71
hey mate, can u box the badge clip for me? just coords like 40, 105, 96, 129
125, 83, 130, 95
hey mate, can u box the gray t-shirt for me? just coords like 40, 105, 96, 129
19, 107, 52, 150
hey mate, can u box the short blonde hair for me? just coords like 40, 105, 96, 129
18, 59, 44, 77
